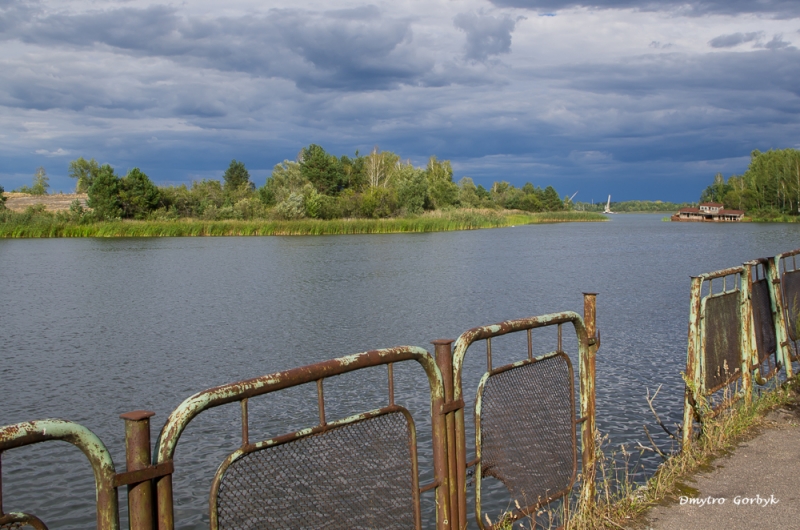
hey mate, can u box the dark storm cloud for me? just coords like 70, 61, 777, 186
709, 32, 763, 48
1, 4, 433, 91
453, 12, 519, 61
546, 48, 800, 101
488, 0, 800, 18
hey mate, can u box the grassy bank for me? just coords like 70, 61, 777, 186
567, 379, 798, 529
0, 209, 606, 238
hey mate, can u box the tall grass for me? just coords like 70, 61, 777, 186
0, 209, 606, 238
565, 378, 798, 529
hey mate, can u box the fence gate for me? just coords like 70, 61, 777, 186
746, 258, 785, 385
682, 250, 800, 445
0, 419, 120, 530
434, 294, 598, 530
152, 346, 450, 530
682, 266, 753, 445
775, 248, 800, 367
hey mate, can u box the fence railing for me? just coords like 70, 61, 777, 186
0, 299, 599, 530
683, 248, 800, 447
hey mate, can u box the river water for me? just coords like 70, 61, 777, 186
2, 214, 799, 528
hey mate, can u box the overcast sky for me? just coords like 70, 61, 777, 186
1, 0, 798, 201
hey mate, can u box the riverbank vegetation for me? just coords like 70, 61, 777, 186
700, 148, 800, 221
1, 145, 608, 236
0, 205, 604, 238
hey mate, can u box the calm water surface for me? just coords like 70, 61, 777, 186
2, 214, 799, 528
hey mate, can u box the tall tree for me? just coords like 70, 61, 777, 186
120, 168, 161, 219
88, 165, 122, 219
299, 144, 343, 195
223, 159, 252, 191
68, 157, 100, 193
424, 156, 458, 208
365, 147, 400, 189
30, 167, 49, 195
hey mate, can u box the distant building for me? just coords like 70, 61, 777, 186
671, 203, 744, 222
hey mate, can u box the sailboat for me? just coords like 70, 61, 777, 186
603, 195, 615, 214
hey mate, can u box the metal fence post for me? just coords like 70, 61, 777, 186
121, 411, 156, 530
683, 276, 703, 448
432, 339, 460, 530
580, 293, 598, 507
768, 255, 793, 378
740, 268, 754, 404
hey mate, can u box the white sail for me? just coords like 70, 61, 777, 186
603, 195, 615, 214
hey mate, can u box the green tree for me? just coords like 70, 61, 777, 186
425, 156, 458, 208
0, 185, 6, 209
300, 144, 344, 195
542, 186, 563, 211
261, 161, 308, 206
394, 164, 428, 214
87, 164, 122, 219
120, 168, 161, 219
30, 167, 49, 195
340, 152, 367, 191
68, 157, 100, 193
366, 147, 401, 189
222, 159, 252, 192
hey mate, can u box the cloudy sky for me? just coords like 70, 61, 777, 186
1, 0, 798, 201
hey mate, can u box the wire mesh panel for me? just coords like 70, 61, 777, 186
477, 354, 576, 508
783, 269, 800, 342
702, 292, 742, 391
751, 278, 777, 364
215, 411, 415, 530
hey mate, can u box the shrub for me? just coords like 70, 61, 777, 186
87, 165, 122, 220
275, 193, 306, 220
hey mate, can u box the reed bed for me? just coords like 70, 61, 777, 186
0, 210, 606, 238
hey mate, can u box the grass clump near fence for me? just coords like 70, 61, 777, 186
566, 378, 799, 529
0, 209, 606, 238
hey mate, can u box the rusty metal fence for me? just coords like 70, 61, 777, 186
683, 248, 800, 446
441, 294, 599, 530
775, 248, 800, 363
0, 299, 599, 530
0, 419, 120, 530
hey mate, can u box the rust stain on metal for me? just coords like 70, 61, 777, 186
0, 419, 120, 530
154, 345, 449, 530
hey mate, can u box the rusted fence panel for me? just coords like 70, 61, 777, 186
745, 259, 783, 385
476, 354, 576, 513
702, 290, 743, 392
445, 294, 599, 530
776, 249, 800, 366
683, 249, 800, 446
0, 419, 120, 530
682, 266, 752, 446
751, 277, 777, 364
152, 346, 450, 530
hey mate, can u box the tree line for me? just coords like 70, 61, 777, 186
700, 148, 800, 214
5, 145, 567, 221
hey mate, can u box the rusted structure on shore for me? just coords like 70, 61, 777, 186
683, 247, 800, 446
1, 296, 600, 530
671, 202, 744, 222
